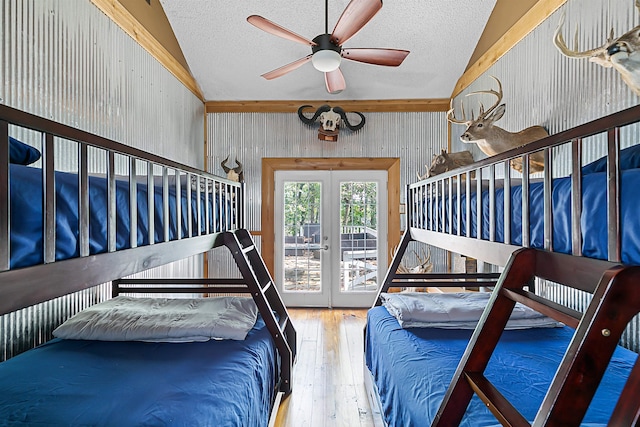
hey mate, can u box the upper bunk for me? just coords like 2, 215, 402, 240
0, 104, 244, 316
405, 103, 640, 268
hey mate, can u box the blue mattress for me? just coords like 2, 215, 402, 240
425, 168, 640, 265
0, 315, 277, 426
9, 164, 232, 269
365, 306, 638, 427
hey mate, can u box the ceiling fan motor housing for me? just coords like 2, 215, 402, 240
311, 34, 342, 54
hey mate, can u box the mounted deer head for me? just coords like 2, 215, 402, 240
553, 1, 640, 96
418, 149, 475, 180
447, 76, 548, 173
393, 246, 433, 293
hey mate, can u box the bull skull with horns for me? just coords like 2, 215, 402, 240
553, 0, 640, 96
220, 155, 244, 182
298, 104, 366, 141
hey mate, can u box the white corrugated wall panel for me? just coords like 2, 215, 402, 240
1, 0, 205, 360
451, 0, 638, 162
207, 111, 450, 276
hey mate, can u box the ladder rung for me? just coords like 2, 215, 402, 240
262, 281, 273, 292
279, 315, 289, 331
242, 244, 255, 254
464, 372, 529, 427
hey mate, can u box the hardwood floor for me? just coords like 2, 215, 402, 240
274, 308, 375, 427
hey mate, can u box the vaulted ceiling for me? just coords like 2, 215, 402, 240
158, 0, 498, 102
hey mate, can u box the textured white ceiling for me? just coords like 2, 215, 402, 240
159, 0, 497, 101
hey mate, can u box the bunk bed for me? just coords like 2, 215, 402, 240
364, 104, 640, 426
0, 104, 296, 426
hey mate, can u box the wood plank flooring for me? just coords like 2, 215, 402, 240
274, 308, 375, 427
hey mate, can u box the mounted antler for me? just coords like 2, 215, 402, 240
391, 246, 433, 292
553, 1, 640, 96
332, 106, 366, 131
298, 104, 366, 141
221, 155, 244, 182
447, 76, 548, 173
297, 104, 332, 126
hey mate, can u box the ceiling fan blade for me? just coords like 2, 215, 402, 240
330, 0, 382, 46
325, 68, 346, 94
247, 15, 316, 46
342, 48, 410, 66
261, 55, 312, 80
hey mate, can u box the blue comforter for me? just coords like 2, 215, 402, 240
0, 315, 277, 426
365, 306, 637, 427
425, 168, 640, 265
9, 164, 231, 268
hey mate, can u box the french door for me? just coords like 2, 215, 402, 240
274, 170, 387, 307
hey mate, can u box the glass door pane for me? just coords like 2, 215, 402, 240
275, 170, 330, 307
339, 181, 379, 292
282, 181, 322, 293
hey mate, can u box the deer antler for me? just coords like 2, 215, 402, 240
415, 247, 432, 271
553, 12, 609, 59
447, 99, 471, 125
448, 76, 503, 124
466, 75, 503, 119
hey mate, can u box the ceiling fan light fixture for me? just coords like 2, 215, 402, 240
312, 50, 342, 72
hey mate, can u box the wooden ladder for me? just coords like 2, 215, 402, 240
222, 229, 297, 395
432, 248, 640, 426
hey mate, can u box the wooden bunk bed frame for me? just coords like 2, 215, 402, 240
433, 248, 640, 426
0, 104, 296, 395
366, 104, 640, 426
376, 103, 640, 301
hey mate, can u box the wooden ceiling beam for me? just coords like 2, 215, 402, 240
452, 0, 567, 98
205, 98, 450, 113
91, 0, 204, 101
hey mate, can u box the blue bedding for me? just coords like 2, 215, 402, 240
425, 168, 640, 265
365, 306, 638, 427
9, 164, 232, 269
0, 315, 277, 426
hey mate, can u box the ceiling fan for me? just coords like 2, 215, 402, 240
247, 0, 410, 94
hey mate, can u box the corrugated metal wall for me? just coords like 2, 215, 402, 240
450, 0, 640, 351
207, 111, 450, 276
451, 0, 638, 160
0, 0, 205, 360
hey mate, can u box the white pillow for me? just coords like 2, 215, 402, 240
380, 292, 563, 330
53, 296, 258, 342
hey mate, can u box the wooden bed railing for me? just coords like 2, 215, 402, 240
407, 104, 640, 267
433, 248, 640, 426
0, 104, 244, 316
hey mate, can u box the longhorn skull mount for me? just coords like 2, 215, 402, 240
298, 104, 366, 141
220, 155, 244, 182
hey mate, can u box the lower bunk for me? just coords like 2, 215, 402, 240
0, 301, 278, 426
0, 229, 296, 426
364, 249, 640, 426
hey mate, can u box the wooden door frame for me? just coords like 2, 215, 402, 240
261, 157, 401, 277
